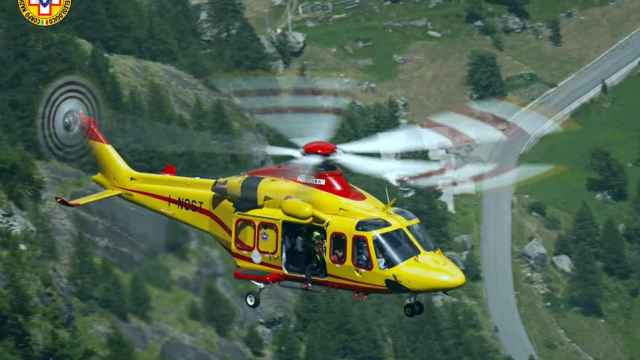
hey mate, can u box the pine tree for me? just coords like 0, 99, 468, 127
208, 101, 234, 136
165, 221, 190, 259
190, 97, 208, 129
129, 273, 152, 320
586, 148, 628, 201
568, 243, 604, 316
69, 233, 98, 301
466, 50, 506, 100
146, 81, 177, 124
600, 217, 630, 279
127, 89, 146, 117
273, 319, 301, 360
144, 0, 180, 63
95, 261, 128, 320
105, 325, 135, 360
569, 202, 600, 258
205, 0, 270, 71
465, 251, 482, 281
244, 325, 265, 357
549, 18, 562, 47
201, 282, 236, 337
554, 233, 572, 256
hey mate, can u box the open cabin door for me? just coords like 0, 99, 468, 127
232, 211, 282, 269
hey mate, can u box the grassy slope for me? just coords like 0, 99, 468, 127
514, 72, 640, 359
519, 70, 640, 220
264, 0, 640, 118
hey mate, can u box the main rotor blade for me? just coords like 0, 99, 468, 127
337, 125, 452, 154
264, 145, 302, 158
333, 153, 442, 182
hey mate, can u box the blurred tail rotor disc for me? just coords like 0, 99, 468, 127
37, 76, 104, 162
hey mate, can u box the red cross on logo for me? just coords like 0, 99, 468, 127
28, 0, 62, 16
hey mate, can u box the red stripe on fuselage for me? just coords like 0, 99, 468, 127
117, 186, 232, 236
231, 252, 388, 292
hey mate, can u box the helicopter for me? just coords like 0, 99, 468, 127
55, 112, 477, 318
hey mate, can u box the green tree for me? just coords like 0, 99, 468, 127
549, 18, 562, 47
105, 325, 135, 360
465, 250, 482, 281
600, 217, 630, 279
586, 148, 628, 201
144, 0, 180, 63
205, 0, 270, 71
146, 81, 177, 124
568, 243, 604, 316
69, 233, 98, 301
188, 300, 201, 321
273, 33, 293, 68
465, 0, 484, 24
554, 233, 572, 256
190, 97, 207, 129
95, 260, 128, 320
569, 202, 600, 258
129, 273, 152, 320
165, 221, 190, 259
273, 319, 302, 360
466, 50, 506, 99
207, 101, 233, 135
244, 325, 265, 357
89, 45, 124, 109
201, 282, 236, 337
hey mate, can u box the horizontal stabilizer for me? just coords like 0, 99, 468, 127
55, 189, 123, 208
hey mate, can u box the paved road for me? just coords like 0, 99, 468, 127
481, 29, 640, 360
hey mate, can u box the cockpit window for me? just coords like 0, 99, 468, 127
373, 229, 419, 269
392, 208, 417, 221
355, 218, 391, 231
408, 223, 435, 251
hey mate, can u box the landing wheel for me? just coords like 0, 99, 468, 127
403, 301, 424, 317
413, 301, 424, 315
245, 292, 260, 308
404, 303, 416, 317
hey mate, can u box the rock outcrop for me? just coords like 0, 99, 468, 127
522, 238, 548, 269
552, 255, 573, 274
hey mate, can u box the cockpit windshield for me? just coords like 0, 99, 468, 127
407, 223, 435, 251
373, 228, 419, 269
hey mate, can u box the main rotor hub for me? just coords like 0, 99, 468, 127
302, 141, 337, 156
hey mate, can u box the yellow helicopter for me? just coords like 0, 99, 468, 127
56, 114, 468, 317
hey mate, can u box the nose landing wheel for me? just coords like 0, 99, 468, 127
403, 296, 424, 317
244, 281, 265, 309
245, 291, 261, 308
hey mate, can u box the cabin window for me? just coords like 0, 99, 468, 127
407, 223, 435, 251
373, 229, 420, 269
352, 236, 373, 270
330, 233, 347, 265
392, 208, 418, 221
258, 222, 278, 255
355, 218, 391, 232
235, 219, 255, 251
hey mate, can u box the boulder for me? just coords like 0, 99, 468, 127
283, 31, 307, 55
500, 14, 527, 33
522, 238, 548, 268
427, 30, 443, 38
453, 234, 472, 250
552, 255, 573, 274
393, 54, 408, 64
431, 293, 458, 307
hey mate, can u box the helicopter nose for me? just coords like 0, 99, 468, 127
388, 251, 466, 292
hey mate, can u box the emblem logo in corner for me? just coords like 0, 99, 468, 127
18, 0, 73, 27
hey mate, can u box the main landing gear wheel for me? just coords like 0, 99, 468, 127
403, 300, 424, 317
245, 291, 261, 308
